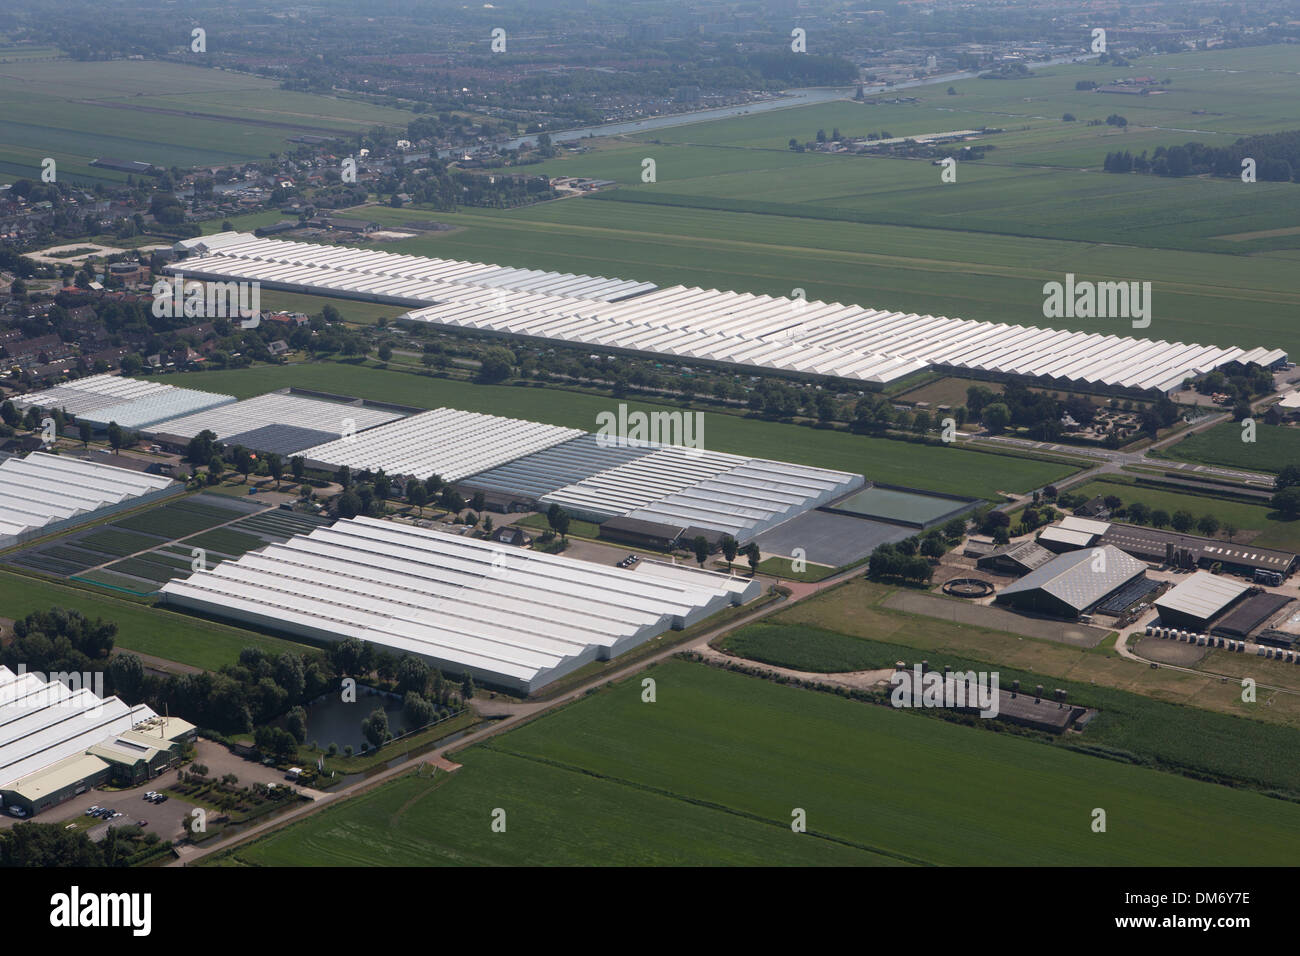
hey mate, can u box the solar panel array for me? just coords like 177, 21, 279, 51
160, 516, 755, 692
13, 373, 236, 429
170, 233, 1286, 394
0, 665, 157, 789
0, 452, 175, 546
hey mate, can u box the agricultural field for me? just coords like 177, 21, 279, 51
1067, 476, 1300, 550
771, 577, 1300, 727
0, 58, 413, 185
220, 660, 1300, 866
141, 362, 1077, 498
316, 44, 1300, 357
718, 618, 1300, 794
1157, 420, 1300, 475
0, 569, 312, 670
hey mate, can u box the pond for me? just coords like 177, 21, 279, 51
302, 685, 408, 753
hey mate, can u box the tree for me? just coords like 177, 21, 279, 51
1150, 509, 1171, 529
265, 453, 284, 487
720, 535, 738, 571
693, 535, 710, 568
106, 653, 144, 699
407, 481, 428, 515
377, 343, 393, 362
290, 456, 306, 483
232, 446, 254, 483
547, 503, 570, 541
476, 347, 515, 383
106, 421, 124, 454
461, 671, 475, 700
361, 707, 389, 749
404, 691, 435, 728
1171, 509, 1195, 532
336, 491, 362, 519
1276, 465, 1300, 491
1271, 486, 1300, 518
982, 402, 1011, 432
921, 536, 946, 559
745, 541, 760, 575
1197, 514, 1220, 537
78, 420, 92, 446
942, 518, 967, 541
1126, 502, 1150, 525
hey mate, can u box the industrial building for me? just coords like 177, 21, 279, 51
144, 390, 408, 456
1097, 523, 1297, 578
0, 666, 195, 816
1037, 515, 1110, 553
0, 452, 177, 549
160, 516, 761, 693
994, 545, 1147, 619
976, 540, 1055, 576
170, 232, 1287, 396
1154, 571, 1252, 630
12, 373, 236, 430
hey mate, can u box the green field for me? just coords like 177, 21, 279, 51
300, 43, 1300, 358
0, 59, 414, 185
0, 570, 313, 670
1069, 476, 1300, 549
1158, 421, 1300, 476
223, 660, 1300, 866
141, 363, 1076, 499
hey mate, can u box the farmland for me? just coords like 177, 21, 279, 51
1157, 421, 1300, 475
219, 659, 1300, 866
305, 43, 1300, 356
0, 59, 413, 185
141, 362, 1078, 498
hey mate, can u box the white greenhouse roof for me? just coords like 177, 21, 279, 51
147, 391, 406, 446
168, 233, 1285, 394
160, 516, 758, 692
13, 373, 236, 429
297, 407, 583, 482
0, 665, 158, 790
0, 452, 174, 542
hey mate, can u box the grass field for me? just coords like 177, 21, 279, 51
141, 362, 1076, 499
0, 570, 313, 670
288, 43, 1300, 358
1068, 476, 1300, 550
1158, 421, 1300, 475
774, 577, 1300, 728
0, 59, 413, 185
221, 659, 1300, 866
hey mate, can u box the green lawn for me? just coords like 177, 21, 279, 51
1157, 421, 1300, 476
0, 570, 314, 670
142, 363, 1077, 499
222, 659, 1300, 866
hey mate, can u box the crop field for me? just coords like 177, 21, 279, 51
0, 59, 413, 184
1157, 421, 1300, 475
111, 496, 245, 538
222, 660, 1300, 866
718, 620, 1300, 795
141, 363, 1076, 498
1068, 476, 1300, 550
